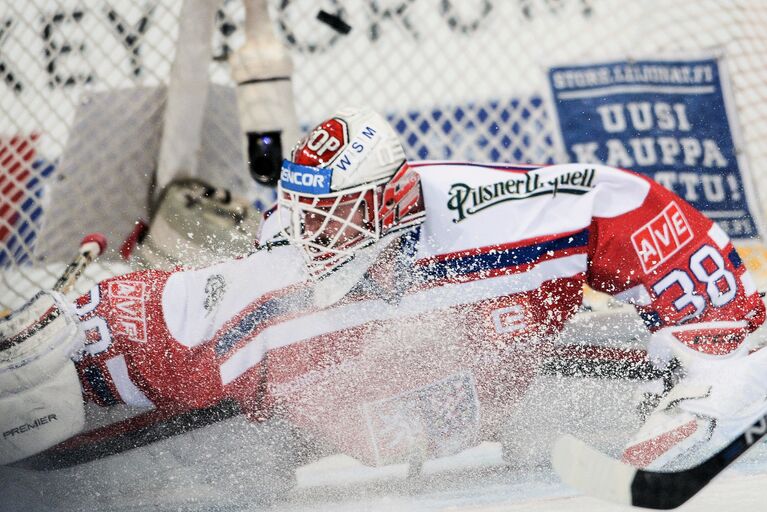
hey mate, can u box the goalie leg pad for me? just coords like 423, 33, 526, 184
0, 292, 86, 464
0, 362, 85, 465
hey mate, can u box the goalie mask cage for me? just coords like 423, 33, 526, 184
2, 0, 767, 311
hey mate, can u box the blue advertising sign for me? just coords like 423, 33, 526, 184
548, 56, 763, 240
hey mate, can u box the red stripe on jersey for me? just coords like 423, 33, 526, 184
409, 160, 544, 173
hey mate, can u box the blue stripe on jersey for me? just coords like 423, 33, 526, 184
419, 229, 589, 280
640, 310, 663, 329
215, 289, 312, 357
728, 249, 743, 269
400, 225, 422, 258
83, 365, 118, 406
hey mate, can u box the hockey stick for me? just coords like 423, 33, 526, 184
1, 233, 107, 318
0, 233, 107, 350
551, 407, 767, 510
52, 233, 108, 294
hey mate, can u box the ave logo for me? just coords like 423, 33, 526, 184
631, 202, 693, 273
294, 118, 348, 166
107, 281, 147, 343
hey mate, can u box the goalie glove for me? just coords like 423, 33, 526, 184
622, 323, 767, 470
0, 292, 86, 465
133, 178, 262, 270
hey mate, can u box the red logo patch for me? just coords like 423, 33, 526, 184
293, 118, 348, 166
631, 202, 693, 273
108, 281, 147, 343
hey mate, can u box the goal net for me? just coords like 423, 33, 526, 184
2, 0, 767, 311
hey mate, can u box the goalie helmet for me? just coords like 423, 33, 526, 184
278, 106, 424, 278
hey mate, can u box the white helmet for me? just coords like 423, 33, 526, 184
278, 107, 424, 278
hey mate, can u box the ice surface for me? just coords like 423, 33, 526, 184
281, 442, 767, 512
2, 374, 767, 512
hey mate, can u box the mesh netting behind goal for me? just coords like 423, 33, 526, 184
2, 0, 767, 310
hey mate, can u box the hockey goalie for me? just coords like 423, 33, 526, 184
1, 107, 766, 507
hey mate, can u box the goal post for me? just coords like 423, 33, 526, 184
3, 0, 767, 311
154, 0, 218, 197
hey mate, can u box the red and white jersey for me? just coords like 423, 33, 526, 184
71, 162, 764, 463
411, 161, 764, 354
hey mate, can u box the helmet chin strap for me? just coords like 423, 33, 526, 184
311, 230, 403, 309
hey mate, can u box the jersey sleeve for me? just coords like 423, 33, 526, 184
69, 247, 307, 416
71, 268, 229, 410
586, 171, 765, 356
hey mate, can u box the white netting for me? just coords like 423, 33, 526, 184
2, 0, 767, 310
0, 1, 181, 309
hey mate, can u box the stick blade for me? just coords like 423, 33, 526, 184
552, 434, 636, 506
